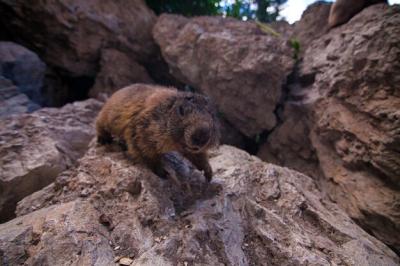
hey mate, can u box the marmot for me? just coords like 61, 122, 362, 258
328, 0, 387, 28
96, 84, 220, 182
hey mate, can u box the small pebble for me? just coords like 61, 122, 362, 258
119, 257, 133, 265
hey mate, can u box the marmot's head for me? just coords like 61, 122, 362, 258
169, 92, 220, 153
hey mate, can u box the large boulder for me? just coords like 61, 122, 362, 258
260, 3, 400, 252
3, 144, 398, 265
0, 99, 102, 222
0, 0, 157, 77
153, 15, 295, 137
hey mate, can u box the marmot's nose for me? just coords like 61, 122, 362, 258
191, 127, 210, 148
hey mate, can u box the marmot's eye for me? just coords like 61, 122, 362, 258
178, 105, 185, 116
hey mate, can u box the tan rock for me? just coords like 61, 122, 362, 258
261, 3, 400, 252
153, 15, 294, 137
5, 144, 398, 265
328, 0, 387, 28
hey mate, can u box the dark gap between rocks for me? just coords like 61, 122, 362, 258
40, 70, 95, 108
60, 75, 94, 105
249, 61, 300, 155
0, 196, 17, 224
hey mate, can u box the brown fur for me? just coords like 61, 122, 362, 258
96, 84, 220, 181
328, 0, 387, 28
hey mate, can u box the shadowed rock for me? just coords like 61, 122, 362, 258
0, 0, 157, 77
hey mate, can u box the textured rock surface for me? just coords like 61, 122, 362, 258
0, 0, 156, 77
0, 41, 46, 105
89, 49, 154, 100
262, 3, 400, 253
304, 4, 400, 253
3, 144, 398, 265
153, 15, 294, 137
0, 99, 102, 222
0, 76, 39, 117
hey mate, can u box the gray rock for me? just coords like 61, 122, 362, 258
0, 0, 157, 77
0, 76, 40, 117
0, 201, 114, 266
0, 99, 102, 222
0, 41, 46, 106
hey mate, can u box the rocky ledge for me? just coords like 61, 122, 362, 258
0, 143, 398, 265
0, 99, 102, 222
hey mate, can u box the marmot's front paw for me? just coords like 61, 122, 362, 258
204, 163, 213, 182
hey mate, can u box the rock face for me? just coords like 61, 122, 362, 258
89, 49, 154, 100
0, 99, 102, 222
153, 15, 295, 137
1, 144, 398, 265
260, 3, 400, 253
0, 41, 46, 105
0, 0, 157, 77
292, 2, 331, 54
306, 3, 400, 253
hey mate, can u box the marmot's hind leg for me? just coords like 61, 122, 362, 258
96, 125, 113, 145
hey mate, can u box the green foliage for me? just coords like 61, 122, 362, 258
146, 0, 288, 22
290, 38, 301, 60
146, 0, 220, 16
